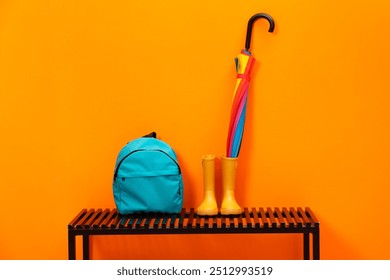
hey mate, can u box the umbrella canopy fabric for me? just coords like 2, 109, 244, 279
226, 49, 255, 158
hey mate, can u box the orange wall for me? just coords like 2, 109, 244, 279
1, 0, 390, 259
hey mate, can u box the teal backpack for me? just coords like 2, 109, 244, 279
113, 132, 184, 214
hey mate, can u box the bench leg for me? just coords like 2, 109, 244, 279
68, 231, 76, 260
83, 234, 90, 260
303, 232, 310, 260
313, 228, 320, 260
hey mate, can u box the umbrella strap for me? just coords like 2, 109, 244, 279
237, 74, 250, 81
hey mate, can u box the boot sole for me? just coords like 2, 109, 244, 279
197, 209, 218, 216
220, 208, 242, 215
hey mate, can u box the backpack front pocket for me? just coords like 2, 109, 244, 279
114, 173, 183, 214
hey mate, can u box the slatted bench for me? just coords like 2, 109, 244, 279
68, 207, 320, 260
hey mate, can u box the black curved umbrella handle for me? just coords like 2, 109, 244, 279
245, 13, 275, 51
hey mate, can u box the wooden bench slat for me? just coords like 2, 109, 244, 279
109, 212, 122, 229
101, 209, 117, 228
169, 214, 177, 229
282, 207, 295, 227
290, 207, 303, 227
266, 207, 277, 227
275, 207, 286, 228
154, 216, 162, 229
225, 216, 231, 228
178, 208, 186, 228
182, 213, 189, 228
204, 217, 209, 229
213, 216, 218, 228
92, 209, 110, 228
68, 209, 87, 229
297, 207, 311, 225
147, 216, 156, 229
135, 216, 142, 227
172, 213, 179, 227
161, 215, 168, 228
188, 208, 195, 229
251, 207, 261, 228
85, 209, 102, 228
76, 209, 95, 229
199, 216, 205, 229
216, 216, 222, 228
259, 207, 269, 228
221, 215, 227, 228
164, 217, 171, 229
305, 207, 319, 225
136, 216, 146, 228
131, 217, 139, 228
244, 208, 252, 228
230, 216, 235, 228
142, 216, 150, 228
119, 216, 130, 228
237, 215, 243, 228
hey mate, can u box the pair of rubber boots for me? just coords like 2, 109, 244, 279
197, 155, 242, 216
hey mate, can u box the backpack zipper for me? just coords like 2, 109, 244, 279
113, 149, 181, 181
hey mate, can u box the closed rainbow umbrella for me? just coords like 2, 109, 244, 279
226, 13, 275, 158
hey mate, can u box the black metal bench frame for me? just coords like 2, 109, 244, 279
68, 207, 320, 260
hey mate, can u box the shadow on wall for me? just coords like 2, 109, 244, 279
320, 219, 362, 260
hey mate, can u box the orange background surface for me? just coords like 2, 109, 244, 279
1, 1, 390, 259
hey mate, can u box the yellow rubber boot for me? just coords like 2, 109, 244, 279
221, 156, 242, 215
196, 155, 218, 216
